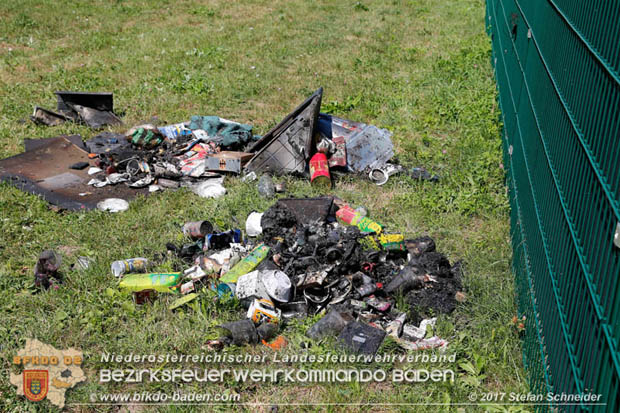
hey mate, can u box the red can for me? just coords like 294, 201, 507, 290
309, 152, 332, 188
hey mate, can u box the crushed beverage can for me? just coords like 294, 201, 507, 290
247, 298, 281, 324
111, 258, 150, 278
316, 137, 335, 154
309, 152, 332, 189
328, 136, 347, 168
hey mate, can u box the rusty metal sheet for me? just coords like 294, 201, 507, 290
0, 136, 146, 210
245, 88, 323, 175
24, 135, 86, 152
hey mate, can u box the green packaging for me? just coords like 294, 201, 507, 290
219, 244, 270, 283
119, 273, 182, 293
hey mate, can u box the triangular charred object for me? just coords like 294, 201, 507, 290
244, 87, 323, 175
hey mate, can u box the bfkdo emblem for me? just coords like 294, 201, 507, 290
23, 370, 48, 402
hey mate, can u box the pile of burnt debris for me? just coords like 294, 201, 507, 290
20, 87, 459, 354
101, 196, 464, 354
1, 88, 437, 212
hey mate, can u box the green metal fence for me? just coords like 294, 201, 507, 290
486, 1, 620, 411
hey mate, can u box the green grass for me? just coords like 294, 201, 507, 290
0, 0, 530, 411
